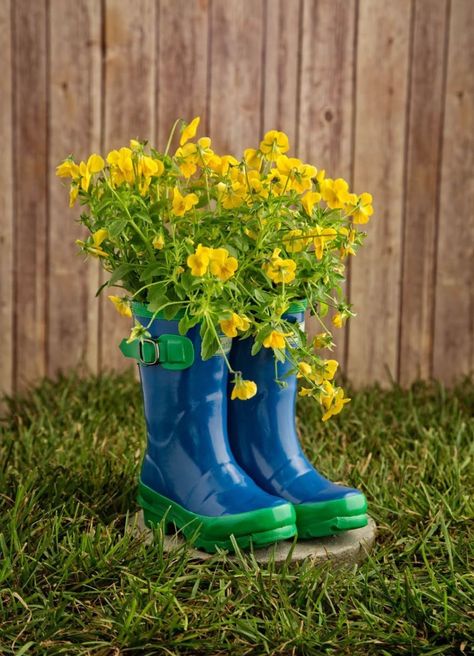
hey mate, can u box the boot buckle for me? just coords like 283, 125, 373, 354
138, 338, 160, 366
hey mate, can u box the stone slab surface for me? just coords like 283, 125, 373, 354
131, 511, 376, 566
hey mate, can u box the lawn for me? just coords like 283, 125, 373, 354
0, 373, 472, 655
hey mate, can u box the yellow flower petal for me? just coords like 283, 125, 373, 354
108, 295, 132, 318
180, 116, 200, 146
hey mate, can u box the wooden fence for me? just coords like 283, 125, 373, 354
1, 0, 473, 396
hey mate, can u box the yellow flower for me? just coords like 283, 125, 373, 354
187, 244, 211, 276
312, 359, 338, 385
338, 226, 357, 258
107, 147, 134, 184
152, 234, 165, 249
56, 159, 80, 179
320, 178, 351, 209
69, 185, 79, 207
260, 130, 290, 161
312, 332, 332, 349
139, 155, 164, 178
174, 142, 199, 178
321, 387, 351, 422
172, 187, 199, 216
349, 192, 374, 224
78, 228, 109, 257
332, 312, 346, 328
130, 139, 142, 150
243, 148, 262, 170
219, 313, 251, 338
312, 225, 337, 259
301, 191, 322, 216
297, 361, 313, 378
108, 295, 132, 318
209, 248, 239, 281
264, 249, 296, 284
217, 180, 246, 209
93, 228, 108, 247
231, 377, 257, 401
283, 229, 309, 253
276, 156, 316, 193
263, 330, 290, 350
180, 116, 200, 146
87, 153, 105, 173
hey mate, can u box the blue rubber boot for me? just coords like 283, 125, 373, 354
121, 303, 296, 553
228, 305, 368, 538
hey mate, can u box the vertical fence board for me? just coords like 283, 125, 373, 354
13, 0, 48, 390
0, 0, 13, 399
157, 0, 209, 147
346, 0, 411, 387
2, 1, 473, 390
298, 0, 356, 370
398, 0, 448, 386
433, 0, 474, 383
262, 0, 300, 147
100, 0, 157, 371
209, 0, 265, 155
48, 0, 102, 377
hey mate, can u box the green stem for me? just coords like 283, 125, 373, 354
164, 119, 181, 156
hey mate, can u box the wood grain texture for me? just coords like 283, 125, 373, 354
48, 0, 102, 377
433, 0, 474, 383
1, 0, 473, 393
209, 0, 265, 155
100, 0, 157, 371
398, 0, 448, 386
262, 0, 301, 148
0, 0, 13, 399
12, 0, 48, 390
157, 0, 209, 146
346, 0, 412, 387
298, 0, 356, 371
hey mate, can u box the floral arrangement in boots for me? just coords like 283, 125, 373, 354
57, 118, 373, 552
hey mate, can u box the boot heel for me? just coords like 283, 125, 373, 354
139, 490, 175, 533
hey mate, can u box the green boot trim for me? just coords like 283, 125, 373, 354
295, 493, 368, 539
138, 481, 297, 553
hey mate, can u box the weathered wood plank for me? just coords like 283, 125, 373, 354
13, 0, 48, 390
433, 0, 474, 383
346, 0, 412, 387
298, 0, 356, 372
209, 0, 265, 155
48, 0, 102, 377
0, 0, 13, 400
262, 0, 301, 148
399, 0, 448, 386
100, 0, 157, 371
157, 0, 209, 147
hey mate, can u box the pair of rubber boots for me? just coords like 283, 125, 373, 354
122, 302, 368, 553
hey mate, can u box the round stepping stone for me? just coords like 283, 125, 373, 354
131, 511, 376, 566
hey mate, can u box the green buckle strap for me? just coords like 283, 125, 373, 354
119, 334, 194, 370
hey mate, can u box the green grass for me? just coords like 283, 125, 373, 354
0, 373, 473, 655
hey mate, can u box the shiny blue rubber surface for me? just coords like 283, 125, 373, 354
135, 313, 288, 517
228, 310, 363, 505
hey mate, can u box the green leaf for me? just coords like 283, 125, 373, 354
140, 262, 162, 281
108, 218, 128, 239
251, 340, 262, 356
147, 283, 169, 311
319, 302, 329, 318
107, 263, 135, 287
164, 305, 180, 320
178, 313, 199, 336
200, 322, 219, 360
274, 348, 286, 363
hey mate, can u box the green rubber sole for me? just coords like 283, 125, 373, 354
138, 481, 297, 553
295, 493, 368, 538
